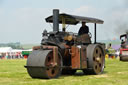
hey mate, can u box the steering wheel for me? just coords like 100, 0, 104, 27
88, 32, 92, 38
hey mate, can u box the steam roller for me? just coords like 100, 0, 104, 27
25, 9, 106, 79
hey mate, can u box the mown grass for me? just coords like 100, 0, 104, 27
0, 59, 128, 85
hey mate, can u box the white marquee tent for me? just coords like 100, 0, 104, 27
0, 47, 12, 53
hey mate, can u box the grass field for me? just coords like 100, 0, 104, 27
0, 59, 128, 85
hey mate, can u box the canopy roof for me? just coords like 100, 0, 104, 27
45, 13, 104, 25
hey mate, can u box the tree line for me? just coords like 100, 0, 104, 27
0, 42, 22, 49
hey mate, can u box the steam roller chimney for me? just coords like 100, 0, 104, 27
53, 9, 59, 32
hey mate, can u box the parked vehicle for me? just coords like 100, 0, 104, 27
22, 50, 32, 59
119, 33, 128, 61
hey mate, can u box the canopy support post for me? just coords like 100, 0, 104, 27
62, 16, 66, 32
94, 23, 97, 44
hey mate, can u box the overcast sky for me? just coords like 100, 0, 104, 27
0, 0, 128, 44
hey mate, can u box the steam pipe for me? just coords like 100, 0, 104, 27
53, 9, 59, 32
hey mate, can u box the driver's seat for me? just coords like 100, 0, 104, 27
76, 34, 91, 44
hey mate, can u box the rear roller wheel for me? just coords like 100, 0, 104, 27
83, 44, 105, 75
26, 50, 62, 79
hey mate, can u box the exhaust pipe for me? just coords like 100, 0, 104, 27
53, 9, 59, 32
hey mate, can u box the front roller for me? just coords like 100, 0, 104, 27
25, 49, 62, 79
83, 44, 105, 74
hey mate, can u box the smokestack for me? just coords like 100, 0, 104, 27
53, 9, 59, 32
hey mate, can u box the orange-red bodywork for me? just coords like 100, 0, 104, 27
71, 46, 87, 69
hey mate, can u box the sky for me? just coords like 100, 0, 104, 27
0, 0, 128, 44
